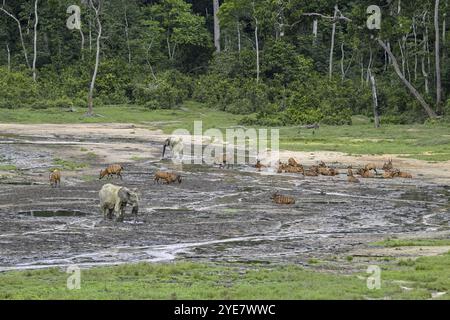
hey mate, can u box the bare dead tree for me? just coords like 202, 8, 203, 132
434, 0, 442, 111
422, 12, 430, 94
237, 21, 241, 54
378, 39, 437, 119
87, 0, 102, 116
369, 71, 380, 128
89, 16, 92, 52
255, 16, 260, 83
329, 5, 338, 80
360, 55, 364, 86
6, 42, 10, 71
252, 1, 260, 83
413, 17, 418, 81
340, 42, 345, 81
312, 19, 318, 45
32, 0, 38, 82
213, 0, 221, 52
1, 2, 30, 69
79, 27, 85, 60
366, 44, 373, 85
123, 0, 131, 64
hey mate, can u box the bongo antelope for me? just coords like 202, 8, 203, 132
99, 164, 123, 180
154, 171, 182, 184
272, 193, 296, 205
49, 169, 61, 188
347, 167, 359, 183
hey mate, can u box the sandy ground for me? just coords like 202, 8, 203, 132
1, 123, 449, 183
0, 123, 449, 271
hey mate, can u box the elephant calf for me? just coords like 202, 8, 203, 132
99, 184, 139, 222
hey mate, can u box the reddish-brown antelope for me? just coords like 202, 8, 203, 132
49, 169, 61, 188
99, 164, 123, 180
272, 193, 296, 205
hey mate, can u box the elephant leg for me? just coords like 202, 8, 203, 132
101, 205, 109, 219
116, 205, 125, 222
108, 208, 114, 219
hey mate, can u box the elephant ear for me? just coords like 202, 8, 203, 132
118, 188, 130, 202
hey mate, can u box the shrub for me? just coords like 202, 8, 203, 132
0, 68, 37, 108
133, 79, 183, 109
193, 74, 269, 114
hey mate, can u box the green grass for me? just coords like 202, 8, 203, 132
52, 158, 87, 171
0, 101, 244, 134
1, 252, 450, 300
372, 239, 450, 248
277, 119, 450, 162
1, 103, 449, 161
0, 164, 18, 171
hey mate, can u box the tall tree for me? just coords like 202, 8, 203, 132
434, 0, 442, 111
87, 0, 103, 116
32, 0, 38, 82
213, 0, 221, 52
0, 1, 30, 69
378, 39, 437, 119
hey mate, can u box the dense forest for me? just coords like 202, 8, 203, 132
0, 0, 449, 125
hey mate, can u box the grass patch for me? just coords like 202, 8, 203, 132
0, 164, 17, 171
85, 152, 98, 160
130, 156, 147, 161
0, 101, 244, 134
278, 121, 450, 162
372, 239, 450, 248
52, 158, 87, 171
81, 175, 96, 182
1, 253, 450, 300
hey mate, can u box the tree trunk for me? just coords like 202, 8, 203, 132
6, 43, 10, 71
377, 39, 437, 119
422, 24, 430, 95
123, 0, 131, 64
413, 18, 418, 81
329, 5, 338, 80
434, 0, 442, 111
360, 55, 364, 86
255, 19, 260, 83
213, 0, 221, 52
87, 0, 102, 116
398, 39, 406, 75
369, 71, 380, 128
237, 21, 241, 54
313, 19, 318, 45
79, 28, 85, 60
340, 43, 345, 81
0, 7, 30, 69
32, 0, 39, 82
89, 17, 92, 52
366, 45, 373, 85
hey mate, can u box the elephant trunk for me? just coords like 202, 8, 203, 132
131, 204, 139, 216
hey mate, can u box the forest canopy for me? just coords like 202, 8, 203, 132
0, 0, 449, 125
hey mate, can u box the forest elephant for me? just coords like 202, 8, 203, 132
99, 184, 139, 222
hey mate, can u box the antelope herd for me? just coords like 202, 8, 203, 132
269, 157, 412, 204
48, 137, 415, 217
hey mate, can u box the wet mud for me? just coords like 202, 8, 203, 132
0, 129, 449, 271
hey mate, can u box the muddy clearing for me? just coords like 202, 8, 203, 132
0, 124, 449, 271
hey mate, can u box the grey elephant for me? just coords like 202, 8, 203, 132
99, 183, 139, 222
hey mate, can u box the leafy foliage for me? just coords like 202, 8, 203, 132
0, 0, 448, 124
